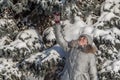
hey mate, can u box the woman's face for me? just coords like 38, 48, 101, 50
78, 37, 88, 47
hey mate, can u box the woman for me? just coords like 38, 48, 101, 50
53, 13, 98, 80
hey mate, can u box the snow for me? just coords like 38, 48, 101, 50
3, 39, 30, 53
0, 26, 45, 79
14, 41, 28, 49
16, 29, 43, 50
41, 49, 60, 63
111, 27, 120, 35
0, 19, 16, 28
0, 58, 22, 78
101, 60, 120, 73
0, 19, 7, 27
25, 52, 44, 62
112, 60, 120, 72
65, 6, 71, 17
102, 60, 112, 69
86, 15, 94, 25
102, 34, 115, 44
104, 2, 113, 10
43, 27, 55, 41
61, 12, 118, 45
41, 0, 48, 10
0, 0, 3, 4
112, 4, 120, 14
42, 27, 56, 47
19, 32, 30, 40
0, 36, 11, 46
102, 0, 120, 16
17, 29, 39, 39
82, 26, 94, 36
105, 0, 120, 4
97, 12, 116, 22
62, 15, 86, 41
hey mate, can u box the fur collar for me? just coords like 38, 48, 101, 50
68, 40, 97, 54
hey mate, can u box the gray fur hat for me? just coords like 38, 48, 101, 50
78, 34, 93, 45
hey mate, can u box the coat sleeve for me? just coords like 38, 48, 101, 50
53, 24, 70, 52
89, 54, 98, 80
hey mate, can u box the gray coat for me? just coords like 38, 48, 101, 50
54, 24, 98, 80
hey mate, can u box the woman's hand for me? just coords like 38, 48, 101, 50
54, 12, 60, 24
